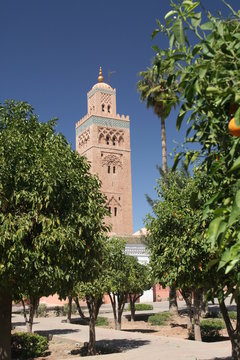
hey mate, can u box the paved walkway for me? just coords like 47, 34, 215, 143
12, 301, 232, 360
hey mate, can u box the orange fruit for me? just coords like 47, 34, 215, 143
228, 117, 240, 137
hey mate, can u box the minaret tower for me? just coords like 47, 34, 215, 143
76, 68, 133, 236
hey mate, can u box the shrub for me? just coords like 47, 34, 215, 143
200, 319, 225, 338
95, 317, 109, 326
63, 303, 77, 316
228, 311, 237, 320
148, 312, 172, 326
37, 304, 47, 317
127, 303, 153, 311
11, 332, 48, 359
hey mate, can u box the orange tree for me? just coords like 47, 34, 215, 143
0, 101, 108, 360
145, 168, 217, 341
148, 0, 240, 357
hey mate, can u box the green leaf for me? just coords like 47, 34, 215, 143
228, 190, 240, 226
201, 21, 213, 31
164, 10, 177, 20
152, 28, 160, 39
235, 107, 240, 127
228, 156, 240, 173
208, 217, 226, 246
172, 19, 185, 47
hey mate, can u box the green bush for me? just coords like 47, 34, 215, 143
127, 303, 153, 311
11, 332, 48, 359
63, 303, 77, 316
37, 304, 47, 317
95, 317, 109, 326
200, 319, 225, 338
148, 312, 172, 326
228, 311, 237, 320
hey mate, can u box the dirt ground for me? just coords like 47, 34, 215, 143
35, 313, 229, 359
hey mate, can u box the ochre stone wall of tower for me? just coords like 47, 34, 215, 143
76, 69, 133, 236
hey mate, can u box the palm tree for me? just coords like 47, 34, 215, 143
137, 57, 178, 173
137, 55, 179, 313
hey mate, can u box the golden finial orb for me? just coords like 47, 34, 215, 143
98, 67, 104, 83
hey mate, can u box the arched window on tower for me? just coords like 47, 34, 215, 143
108, 165, 110, 174
107, 105, 111, 113
114, 207, 117, 216
106, 135, 110, 145
112, 136, 116, 146
113, 166, 116, 174
102, 104, 105, 112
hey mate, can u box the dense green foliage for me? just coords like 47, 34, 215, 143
145, 169, 214, 291
0, 100, 108, 297
142, 0, 240, 355
95, 317, 109, 327
148, 312, 172, 326
200, 319, 225, 339
11, 332, 48, 359
127, 303, 153, 311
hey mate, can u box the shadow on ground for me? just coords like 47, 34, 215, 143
36, 328, 80, 337
122, 328, 157, 334
73, 339, 151, 356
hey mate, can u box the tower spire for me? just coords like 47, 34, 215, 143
98, 66, 104, 83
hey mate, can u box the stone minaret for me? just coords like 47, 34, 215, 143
76, 67, 133, 236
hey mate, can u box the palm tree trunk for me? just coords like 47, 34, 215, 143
161, 117, 167, 174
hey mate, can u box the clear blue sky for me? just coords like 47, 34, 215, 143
0, 0, 238, 232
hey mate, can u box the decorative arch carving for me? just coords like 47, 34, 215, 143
98, 127, 124, 146
78, 129, 90, 148
102, 153, 122, 168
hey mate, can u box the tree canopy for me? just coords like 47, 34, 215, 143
0, 100, 108, 359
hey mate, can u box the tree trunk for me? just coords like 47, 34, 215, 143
181, 289, 193, 337
161, 117, 167, 174
219, 295, 240, 360
74, 297, 86, 320
108, 293, 117, 329
34, 298, 40, 318
67, 296, 72, 323
116, 293, 126, 330
86, 296, 97, 356
193, 289, 202, 341
129, 295, 137, 322
85, 294, 103, 356
0, 288, 12, 360
200, 290, 208, 318
21, 298, 28, 324
169, 285, 178, 315
26, 296, 38, 333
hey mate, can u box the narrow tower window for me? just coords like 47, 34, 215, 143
114, 207, 117, 216
108, 105, 111, 113
102, 104, 105, 112
106, 135, 110, 145
108, 166, 110, 174
112, 136, 116, 146
113, 166, 116, 174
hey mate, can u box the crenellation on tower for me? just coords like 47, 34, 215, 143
76, 67, 133, 236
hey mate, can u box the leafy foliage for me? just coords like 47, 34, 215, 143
11, 332, 48, 359
145, 169, 215, 291
127, 303, 153, 311
148, 312, 172, 326
200, 319, 225, 339
0, 100, 108, 298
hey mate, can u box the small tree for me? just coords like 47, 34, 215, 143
125, 257, 152, 321
105, 238, 128, 330
146, 169, 215, 340
0, 101, 108, 359
75, 275, 108, 356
